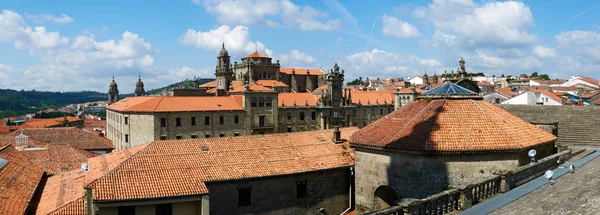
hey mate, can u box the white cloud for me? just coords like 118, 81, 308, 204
0, 9, 204, 93
532, 45, 557, 58
278, 49, 317, 67
416, 0, 536, 48
473, 49, 540, 70
338, 49, 440, 79
381, 15, 420, 38
26, 13, 74, 24
179, 25, 273, 58
197, 0, 341, 31
555, 31, 600, 62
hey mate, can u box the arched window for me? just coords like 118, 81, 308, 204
258, 97, 265, 107
251, 97, 257, 107
266, 97, 272, 107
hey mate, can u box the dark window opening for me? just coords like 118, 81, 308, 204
191, 117, 196, 126
238, 187, 252, 207
191, 134, 197, 139
259, 116, 265, 127
287, 112, 292, 120
219, 116, 224, 124
205, 134, 211, 138
176, 118, 181, 127
156, 203, 172, 215
266, 97, 272, 107
296, 181, 307, 198
205, 116, 210, 125
251, 97, 257, 107
234, 133, 240, 136
160, 118, 166, 127
311, 112, 316, 120
124, 117, 128, 124
287, 127, 292, 132
125, 134, 129, 143
258, 97, 265, 107
160, 136, 167, 140
118, 206, 135, 215
300, 112, 305, 121
175, 135, 182, 140
234, 115, 239, 124
380, 109, 383, 115
220, 133, 225, 137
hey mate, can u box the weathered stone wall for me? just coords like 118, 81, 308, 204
207, 168, 351, 215
98, 200, 203, 215
499, 105, 600, 147
354, 143, 554, 213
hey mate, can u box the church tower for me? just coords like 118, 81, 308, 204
326, 63, 345, 107
108, 77, 119, 104
135, 74, 145, 97
215, 43, 233, 96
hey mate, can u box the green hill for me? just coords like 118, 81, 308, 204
0, 78, 214, 118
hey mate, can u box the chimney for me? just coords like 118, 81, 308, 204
333, 126, 342, 143
98, 132, 104, 137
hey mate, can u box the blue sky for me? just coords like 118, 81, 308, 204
0, 0, 599, 93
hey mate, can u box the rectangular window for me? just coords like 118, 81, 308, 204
287, 112, 292, 120
300, 112, 305, 121
259, 116, 265, 127
311, 112, 316, 120
160, 118, 166, 127
220, 133, 225, 137
124, 117, 128, 125
219, 116, 224, 124
118, 206, 135, 215
125, 134, 129, 143
234, 115, 239, 124
287, 127, 292, 132
191, 134, 197, 139
176, 117, 181, 127
205, 134, 211, 138
156, 203, 172, 215
238, 187, 252, 207
205, 116, 210, 125
160, 136, 167, 140
234, 133, 240, 136
175, 135, 182, 140
191, 117, 196, 126
296, 181, 307, 198
380, 109, 383, 115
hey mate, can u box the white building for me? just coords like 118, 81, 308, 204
562, 76, 600, 90
501, 91, 562, 106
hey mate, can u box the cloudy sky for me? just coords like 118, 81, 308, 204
1, 0, 599, 93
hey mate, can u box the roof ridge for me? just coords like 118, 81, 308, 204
46, 196, 84, 215
386, 101, 437, 146
84, 143, 152, 189
153, 97, 164, 112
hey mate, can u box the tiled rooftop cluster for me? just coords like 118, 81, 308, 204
0, 145, 45, 215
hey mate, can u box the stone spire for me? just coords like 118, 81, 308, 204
216, 43, 233, 96
108, 76, 119, 104
423, 71, 429, 86
325, 63, 345, 107
135, 74, 145, 97
433, 71, 439, 84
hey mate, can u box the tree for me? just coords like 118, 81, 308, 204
540, 74, 550, 80
531, 72, 539, 77
346, 78, 361, 86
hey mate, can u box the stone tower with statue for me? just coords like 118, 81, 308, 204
215, 43, 234, 96
108, 77, 119, 105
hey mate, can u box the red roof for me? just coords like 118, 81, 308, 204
0, 145, 45, 215
531, 90, 563, 103
21, 116, 82, 129
280, 68, 325, 75
350, 99, 556, 153
244, 51, 271, 59
6, 128, 113, 150
19, 144, 97, 175
255, 79, 289, 87
108, 96, 244, 112
350, 91, 395, 105
477, 81, 494, 87
278, 92, 320, 107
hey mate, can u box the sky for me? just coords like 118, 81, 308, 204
0, 0, 599, 93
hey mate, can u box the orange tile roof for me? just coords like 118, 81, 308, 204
84, 119, 105, 126
315, 84, 328, 91
350, 91, 395, 105
244, 51, 271, 59
19, 144, 96, 175
199, 80, 216, 88
228, 80, 272, 93
0, 125, 19, 133
531, 79, 565, 85
108, 96, 244, 112
477, 81, 494, 87
280, 68, 325, 75
553, 92, 568, 96
0, 145, 45, 215
498, 87, 517, 97
531, 90, 563, 103
255, 79, 289, 87
83, 128, 356, 201
21, 116, 82, 129
580, 90, 600, 99
6, 128, 113, 150
397, 87, 426, 93
36, 144, 148, 215
579, 77, 600, 86
350, 99, 557, 153
278, 92, 320, 106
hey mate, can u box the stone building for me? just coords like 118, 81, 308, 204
134, 75, 145, 97
107, 46, 399, 150
108, 77, 119, 105
349, 82, 557, 213
36, 128, 357, 215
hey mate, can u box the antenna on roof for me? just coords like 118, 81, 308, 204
255, 43, 258, 52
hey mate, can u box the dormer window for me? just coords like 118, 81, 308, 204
251, 97, 257, 107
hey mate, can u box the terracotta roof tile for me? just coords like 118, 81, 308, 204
84, 128, 357, 201
580, 90, 600, 99
0, 145, 45, 215
19, 144, 96, 175
397, 87, 426, 93
21, 116, 82, 129
108, 96, 244, 112
199, 80, 216, 88
315, 84, 329, 91
278, 92, 320, 106
280, 68, 325, 75
244, 51, 271, 59
531, 90, 563, 103
477, 81, 494, 87
6, 128, 113, 150
350, 91, 395, 105
579, 77, 600, 86
255, 79, 289, 87
36, 144, 148, 215
350, 99, 556, 153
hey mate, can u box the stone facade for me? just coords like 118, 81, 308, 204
96, 199, 206, 215
354, 142, 554, 213
206, 167, 351, 215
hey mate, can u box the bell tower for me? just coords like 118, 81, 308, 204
326, 63, 345, 107
108, 77, 119, 104
135, 74, 145, 97
216, 43, 233, 96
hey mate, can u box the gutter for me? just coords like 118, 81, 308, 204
340, 166, 354, 215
